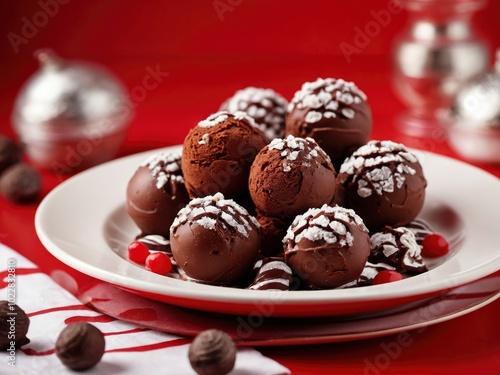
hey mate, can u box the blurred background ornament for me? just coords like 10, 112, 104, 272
446, 48, 500, 164
392, 0, 490, 138
12, 49, 133, 174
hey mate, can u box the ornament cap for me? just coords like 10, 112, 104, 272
34, 49, 64, 70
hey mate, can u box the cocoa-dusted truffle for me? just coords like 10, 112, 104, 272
182, 111, 267, 201
220, 87, 288, 141
55, 322, 105, 371
0, 136, 21, 175
0, 163, 41, 203
285, 78, 372, 167
126, 152, 190, 237
370, 226, 427, 273
248, 257, 293, 291
189, 329, 236, 375
283, 204, 370, 289
249, 135, 337, 218
337, 140, 427, 232
0, 301, 30, 349
170, 193, 261, 285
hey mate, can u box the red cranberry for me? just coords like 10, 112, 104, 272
145, 253, 172, 275
128, 241, 150, 264
422, 234, 449, 258
373, 270, 404, 285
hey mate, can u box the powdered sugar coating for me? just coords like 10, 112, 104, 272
140, 152, 184, 190
284, 204, 367, 249
370, 226, 426, 273
339, 140, 419, 198
287, 77, 367, 124
222, 87, 288, 140
268, 135, 331, 173
171, 192, 259, 238
198, 110, 261, 132
198, 112, 229, 128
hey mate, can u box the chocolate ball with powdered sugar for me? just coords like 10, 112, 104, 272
285, 77, 372, 168
249, 135, 337, 218
126, 152, 190, 237
170, 193, 261, 286
369, 226, 427, 274
220, 87, 288, 142
337, 140, 427, 232
182, 111, 267, 202
283, 204, 370, 289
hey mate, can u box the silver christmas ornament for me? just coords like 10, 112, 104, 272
447, 49, 500, 164
392, 0, 489, 137
12, 49, 133, 174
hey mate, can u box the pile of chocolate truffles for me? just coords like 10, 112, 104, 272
126, 79, 429, 290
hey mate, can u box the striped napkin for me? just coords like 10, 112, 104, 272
0, 243, 290, 374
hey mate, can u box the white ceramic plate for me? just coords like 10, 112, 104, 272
84, 272, 500, 346
35, 146, 500, 317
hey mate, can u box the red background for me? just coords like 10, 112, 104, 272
1, 0, 500, 148
1, 1, 500, 374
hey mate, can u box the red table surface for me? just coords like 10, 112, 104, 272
1, 1, 500, 374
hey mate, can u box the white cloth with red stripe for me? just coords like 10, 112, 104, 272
0, 244, 290, 374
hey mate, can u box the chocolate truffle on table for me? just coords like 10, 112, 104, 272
126, 152, 190, 237
337, 140, 427, 232
220, 87, 288, 141
285, 77, 372, 167
182, 111, 267, 201
55, 322, 105, 371
0, 136, 21, 175
0, 301, 30, 349
170, 193, 261, 286
370, 226, 427, 273
249, 135, 337, 218
283, 204, 370, 289
0, 163, 42, 203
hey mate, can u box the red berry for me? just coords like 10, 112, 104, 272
373, 270, 404, 285
422, 234, 449, 258
145, 253, 172, 275
128, 241, 150, 264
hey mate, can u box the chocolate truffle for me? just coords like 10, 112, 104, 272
249, 135, 337, 218
55, 322, 105, 371
285, 77, 372, 167
181, 111, 267, 201
406, 219, 435, 246
220, 87, 288, 141
137, 234, 171, 253
189, 329, 236, 375
256, 213, 292, 257
126, 152, 190, 237
340, 261, 396, 288
370, 226, 427, 273
248, 257, 292, 291
337, 140, 427, 232
0, 301, 30, 349
170, 193, 261, 285
0, 136, 21, 175
0, 163, 41, 203
283, 204, 370, 289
